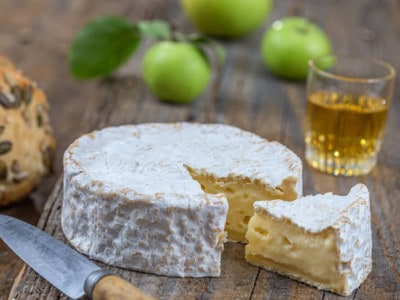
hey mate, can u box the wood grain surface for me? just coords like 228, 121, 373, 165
0, 0, 399, 299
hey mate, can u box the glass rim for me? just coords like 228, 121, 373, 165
308, 55, 396, 83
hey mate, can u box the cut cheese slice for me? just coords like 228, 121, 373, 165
62, 123, 302, 277
245, 184, 372, 296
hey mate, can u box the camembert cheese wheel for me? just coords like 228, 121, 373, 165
245, 184, 372, 296
62, 123, 302, 277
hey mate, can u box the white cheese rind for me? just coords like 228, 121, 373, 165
62, 176, 227, 277
62, 123, 302, 277
248, 184, 372, 295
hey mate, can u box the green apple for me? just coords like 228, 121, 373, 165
261, 17, 332, 80
180, 0, 273, 38
142, 41, 211, 104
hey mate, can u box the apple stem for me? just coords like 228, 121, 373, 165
296, 27, 309, 35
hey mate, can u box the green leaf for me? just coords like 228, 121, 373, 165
69, 16, 140, 80
137, 20, 172, 40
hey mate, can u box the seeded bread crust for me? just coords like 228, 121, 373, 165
0, 55, 14, 70
0, 55, 55, 206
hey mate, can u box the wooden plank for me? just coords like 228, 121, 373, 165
7, 53, 397, 300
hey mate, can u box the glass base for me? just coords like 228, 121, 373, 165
305, 147, 377, 176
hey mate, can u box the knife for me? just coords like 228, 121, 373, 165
0, 214, 154, 300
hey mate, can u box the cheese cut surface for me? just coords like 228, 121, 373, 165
245, 184, 372, 296
62, 123, 302, 277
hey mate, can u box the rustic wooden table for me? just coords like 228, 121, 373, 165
0, 0, 399, 299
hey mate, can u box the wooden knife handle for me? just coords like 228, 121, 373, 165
92, 275, 155, 300
85, 270, 155, 300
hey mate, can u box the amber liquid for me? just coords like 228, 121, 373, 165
305, 90, 389, 176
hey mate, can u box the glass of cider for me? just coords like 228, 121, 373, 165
305, 55, 396, 176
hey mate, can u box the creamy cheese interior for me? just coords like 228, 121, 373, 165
245, 213, 345, 293
186, 166, 299, 242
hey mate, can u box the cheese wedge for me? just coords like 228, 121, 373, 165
62, 123, 302, 277
245, 184, 372, 296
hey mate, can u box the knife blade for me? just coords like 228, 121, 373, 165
0, 214, 154, 300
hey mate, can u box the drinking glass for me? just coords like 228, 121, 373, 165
305, 55, 396, 176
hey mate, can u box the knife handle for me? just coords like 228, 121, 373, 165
85, 270, 155, 300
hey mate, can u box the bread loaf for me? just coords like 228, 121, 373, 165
0, 55, 55, 206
